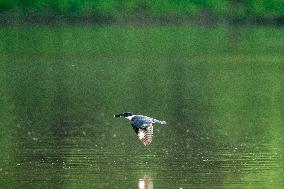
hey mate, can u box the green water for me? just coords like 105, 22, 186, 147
0, 25, 283, 188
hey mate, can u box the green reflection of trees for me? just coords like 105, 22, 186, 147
0, 0, 283, 24
0, 43, 16, 188
1, 26, 72, 188
1, 25, 283, 188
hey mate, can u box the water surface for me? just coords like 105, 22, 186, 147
0, 25, 283, 188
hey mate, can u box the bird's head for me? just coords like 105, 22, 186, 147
114, 112, 134, 118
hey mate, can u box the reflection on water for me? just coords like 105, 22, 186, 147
138, 176, 153, 189
0, 25, 283, 188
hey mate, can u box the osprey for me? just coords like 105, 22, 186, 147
114, 112, 166, 145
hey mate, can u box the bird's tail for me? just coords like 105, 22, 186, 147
153, 119, 166, 125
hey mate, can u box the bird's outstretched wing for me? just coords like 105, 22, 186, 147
133, 124, 153, 145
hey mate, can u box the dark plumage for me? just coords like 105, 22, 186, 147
114, 112, 166, 145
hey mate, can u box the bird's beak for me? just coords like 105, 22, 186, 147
114, 114, 122, 117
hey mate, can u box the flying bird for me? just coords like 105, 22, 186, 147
114, 112, 166, 145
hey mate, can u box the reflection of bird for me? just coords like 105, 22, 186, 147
138, 175, 153, 189
114, 112, 166, 145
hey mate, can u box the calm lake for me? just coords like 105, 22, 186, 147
0, 25, 283, 188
